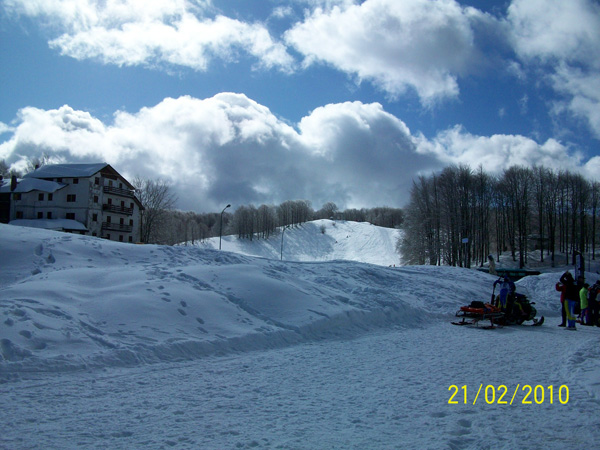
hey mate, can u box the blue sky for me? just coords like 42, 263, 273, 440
1, 0, 599, 212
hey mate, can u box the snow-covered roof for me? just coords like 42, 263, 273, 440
0, 178, 66, 194
9, 219, 88, 232
23, 163, 109, 180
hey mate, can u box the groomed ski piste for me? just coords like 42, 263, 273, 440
1, 221, 600, 449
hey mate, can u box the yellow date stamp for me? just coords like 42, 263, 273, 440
448, 384, 569, 405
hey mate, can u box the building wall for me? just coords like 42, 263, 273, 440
11, 171, 142, 243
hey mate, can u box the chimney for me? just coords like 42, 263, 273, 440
10, 175, 17, 192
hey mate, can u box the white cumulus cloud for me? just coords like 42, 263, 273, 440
507, 0, 600, 138
1, 95, 595, 210
285, 0, 494, 104
4, 0, 294, 72
416, 125, 585, 174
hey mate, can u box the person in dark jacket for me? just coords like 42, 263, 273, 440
556, 281, 567, 327
560, 271, 578, 330
588, 281, 600, 327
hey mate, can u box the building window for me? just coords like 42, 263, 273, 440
14, 193, 21, 201
95, 177, 100, 185
16, 211, 23, 219
37, 212, 43, 219
128, 236, 133, 243
129, 219, 133, 226
66, 213, 75, 220
48, 193, 53, 201
119, 235, 124, 242
56, 178, 62, 183
120, 218, 124, 225
130, 202, 134, 209
92, 213, 98, 222
94, 195, 99, 203
73, 178, 79, 184
38, 193, 44, 201
106, 234, 111, 240
107, 216, 112, 223
67, 194, 76, 202
47, 212, 52, 219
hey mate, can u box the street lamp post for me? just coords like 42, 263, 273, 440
280, 225, 290, 260
219, 204, 231, 250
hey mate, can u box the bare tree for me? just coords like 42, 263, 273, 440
0, 160, 10, 178
317, 202, 339, 220
133, 177, 177, 244
25, 153, 52, 173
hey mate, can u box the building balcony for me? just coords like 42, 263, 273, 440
102, 222, 133, 233
103, 204, 133, 215
103, 186, 135, 198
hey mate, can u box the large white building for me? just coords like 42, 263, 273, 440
0, 163, 144, 243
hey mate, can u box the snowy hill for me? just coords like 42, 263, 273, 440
0, 222, 481, 374
2, 223, 600, 449
195, 219, 401, 266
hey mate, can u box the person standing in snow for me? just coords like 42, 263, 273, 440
556, 280, 567, 327
488, 255, 497, 276
560, 272, 578, 330
589, 281, 600, 327
580, 283, 590, 325
493, 275, 515, 312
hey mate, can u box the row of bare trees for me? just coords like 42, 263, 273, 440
399, 164, 600, 269
163, 201, 404, 245
228, 201, 405, 242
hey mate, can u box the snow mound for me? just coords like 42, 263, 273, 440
0, 223, 492, 376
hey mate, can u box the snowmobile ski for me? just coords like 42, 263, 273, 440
529, 316, 544, 326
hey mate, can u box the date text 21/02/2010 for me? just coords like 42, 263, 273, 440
448, 385, 569, 405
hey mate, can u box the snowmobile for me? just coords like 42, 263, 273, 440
452, 278, 544, 328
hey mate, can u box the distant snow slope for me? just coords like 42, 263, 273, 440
195, 219, 401, 266
0, 222, 511, 376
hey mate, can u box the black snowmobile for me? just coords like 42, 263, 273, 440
496, 290, 544, 326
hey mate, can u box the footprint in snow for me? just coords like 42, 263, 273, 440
457, 419, 472, 428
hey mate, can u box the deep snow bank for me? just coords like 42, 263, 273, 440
0, 223, 499, 376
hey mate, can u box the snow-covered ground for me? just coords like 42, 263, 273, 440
1, 222, 600, 449
194, 219, 401, 267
